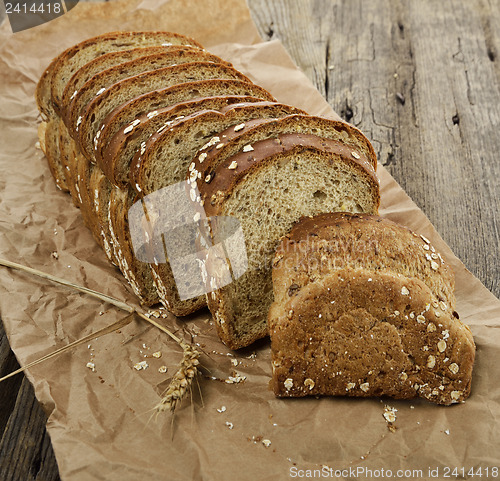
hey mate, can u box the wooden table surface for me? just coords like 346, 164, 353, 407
1, 1, 499, 479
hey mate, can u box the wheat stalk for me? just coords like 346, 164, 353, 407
154, 340, 200, 414
0, 258, 200, 414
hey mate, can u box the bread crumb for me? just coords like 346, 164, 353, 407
444, 429, 450, 435
133, 361, 149, 371
383, 405, 397, 423
346, 382, 356, 391
51, 251, 59, 259
262, 439, 271, 447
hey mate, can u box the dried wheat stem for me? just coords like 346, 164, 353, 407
155, 341, 200, 414
0, 258, 181, 344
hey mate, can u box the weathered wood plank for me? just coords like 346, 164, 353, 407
0, 375, 60, 481
249, 0, 500, 299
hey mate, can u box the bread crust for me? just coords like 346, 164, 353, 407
76, 62, 253, 161
95, 79, 276, 163
99, 95, 265, 188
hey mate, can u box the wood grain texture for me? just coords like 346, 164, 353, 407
1, 1, 499, 479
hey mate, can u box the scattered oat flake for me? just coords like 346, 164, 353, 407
262, 439, 271, 448
86, 362, 96, 372
304, 378, 315, 390
284, 378, 294, 390
133, 360, 149, 371
225, 421, 233, 429
51, 251, 59, 259
158, 366, 167, 374
383, 405, 398, 423
351, 151, 360, 159
431, 261, 439, 270
228, 160, 238, 169
152, 351, 162, 358
217, 406, 227, 413
242, 144, 254, 152
444, 429, 450, 435
360, 382, 370, 392
231, 358, 238, 367
233, 123, 245, 131
401, 286, 410, 295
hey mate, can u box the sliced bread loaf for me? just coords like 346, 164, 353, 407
76, 62, 253, 161
197, 134, 380, 349
268, 267, 475, 405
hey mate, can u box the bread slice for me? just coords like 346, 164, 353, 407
87, 167, 118, 265
42, 118, 68, 191
131, 102, 307, 194
190, 114, 378, 192
76, 62, 253, 161
60, 45, 225, 118
273, 213, 457, 311
95, 79, 275, 167
65, 48, 231, 135
99, 95, 266, 188
197, 133, 380, 349
41, 31, 202, 116
268, 268, 475, 405
108, 187, 160, 306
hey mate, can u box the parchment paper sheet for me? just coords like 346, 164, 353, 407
0, 1, 499, 480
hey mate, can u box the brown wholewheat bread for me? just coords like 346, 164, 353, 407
196, 134, 380, 349
131, 102, 306, 195
94, 79, 276, 168
76, 62, 253, 161
65, 48, 232, 135
268, 267, 475, 405
272, 213, 457, 311
35, 31, 203, 193
60, 45, 222, 118
41, 31, 202, 117
99, 95, 266, 188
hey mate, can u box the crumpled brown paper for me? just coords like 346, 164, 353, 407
0, 0, 499, 480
